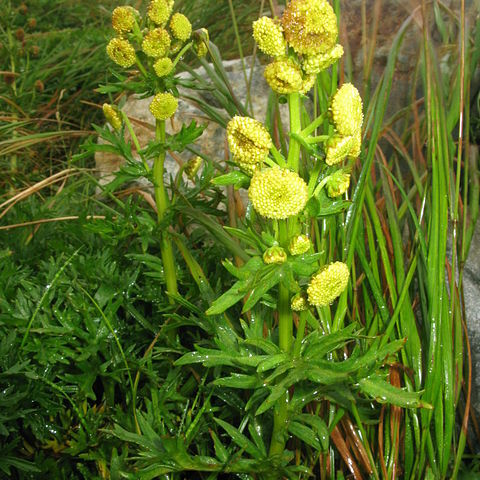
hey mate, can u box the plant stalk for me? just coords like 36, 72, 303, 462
154, 120, 178, 304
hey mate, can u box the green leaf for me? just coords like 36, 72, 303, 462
242, 264, 284, 312
211, 171, 250, 189
357, 377, 432, 409
206, 278, 251, 315
292, 414, 329, 450
214, 418, 263, 459
213, 373, 261, 389
257, 353, 288, 373
288, 421, 324, 451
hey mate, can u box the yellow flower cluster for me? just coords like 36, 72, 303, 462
326, 170, 351, 197
289, 234, 311, 255
226, 116, 272, 170
263, 246, 287, 264
253, 17, 286, 58
248, 168, 308, 219
148, 0, 174, 27
282, 0, 338, 55
112, 6, 137, 34
142, 28, 171, 58
193, 28, 209, 57
170, 13, 192, 42
307, 261, 349, 307
327, 83, 363, 162
106, 37, 136, 68
154, 57, 173, 77
291, 293, 308, 311
149, 92, 178, 120
264, 59, 304, 95
102, 104, 122, 130
252, 1, 343, 95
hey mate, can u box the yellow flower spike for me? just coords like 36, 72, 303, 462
148, 0, 174, 27
248, 168, 308, 219
307, 261, 349, 307
102, 104, 122, 130
106, 38, 136, 68
253, 16, 286, 58
282, 0, 338, 55
193, 28, 209, 57
112, 6, 137, 34
154, 57, 174, 77
302, 43, 344, 75
289, 234, 311, 256
326, 170, 351, 197
349, 131, 362, 159
325, 135, 355, 166
170, 13, 192, 42
185, 156, 203, 179
291, 292, 308, 312
331, 83, 363, 136
299, 74, 316, 95
149, 92, 178, 120
142, 28, 171, 58
263, 246, 288, 265
264, 59, 303, 95
227, 116, 273, 167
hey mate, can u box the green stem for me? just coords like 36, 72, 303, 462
268, 219, 292, 465
154, 120, 178, 304
293, 310, 308, 358
287, 92, 302, 172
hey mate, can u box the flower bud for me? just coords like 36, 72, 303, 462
34, 79, 44, 92
169, 13, 192, 42
16, 28, 25, 42
227, 116, 272, 167
148, 0, 174, 27
4, 73, 16, 85
27, 18, 37, 29
149, 92, 178, 120
112, 6, 137, 34
142, 28, 171, 58
253, 16, 286, 58
325, 135, 355, 166
264, 59, 303, 94
193, 28, 209, 57
31, 45, 40, 57
249, 168, 308, 219
282, 0, 338, 55
289, 234, 311, 256
302, 44, 343, 75
103, 104, 122, 130
106, 37, 136, 68
330, 83, 363, 136
153, 57, 173, 77
263, 246, 287, 264
291, 293, 308, 312
185, 156, 203, 179
19, 3, 28, 15
326, 170, 350, 197
307, 261, 349, 307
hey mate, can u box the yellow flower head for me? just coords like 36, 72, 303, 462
142, 28, 171, 57
307, 261, 349, 307
326, 170, 350, 197
170, 13, 192, 42
193, 28, 209, 57
112, 6, 137, 34
249, 168, 308, 219
148, 0, 174, 27
325, 135, 355, 166
331, 83, 363, 136
103, 104, 122, 130
154, 57, 174, 77
264, 59, 303, 94
291, 292, 308, 311
289, 234, 311, 255
149, 92, 178, 120
299, 74, 316, 95
282, 0, 338, 55
253, 16, 286, 58
227, 116, 272, 166
263, 246, 287, 264
185, 156, 203, 179
302, 43, 343, 75
106, 37, 136, 68
349, 131, 362, 159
